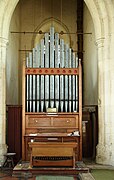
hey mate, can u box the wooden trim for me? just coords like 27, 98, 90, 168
25, 112, 79, 115
25, 68, 79, 75
79, 60, 82, 160
22, 60, 26, 160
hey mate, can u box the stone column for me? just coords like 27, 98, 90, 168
0, 37, 8, 166
96, 37, 112, 165
108, 32, 114, 166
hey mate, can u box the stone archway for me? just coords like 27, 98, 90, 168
0, 0, 114, 166
84, 0, 114, 166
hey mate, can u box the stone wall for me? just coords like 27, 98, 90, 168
6, 3, 20, 105
83, 3, 97, 105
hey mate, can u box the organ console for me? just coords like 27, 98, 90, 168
22, 26, 82, 168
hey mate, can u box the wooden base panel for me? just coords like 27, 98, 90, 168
32, 159, 73, 167
12, 161, 89, 177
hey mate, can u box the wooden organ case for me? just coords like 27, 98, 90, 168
22, 27, 82, 168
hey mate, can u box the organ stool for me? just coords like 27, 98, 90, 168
3, 153, 16, 168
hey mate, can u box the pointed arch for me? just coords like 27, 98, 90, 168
84, 0, 102, 39
0, 0, 19, 38
31, 17, 71, 48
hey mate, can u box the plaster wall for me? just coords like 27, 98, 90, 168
20, 0, 77, 51
6, 3, 20, 105
83, 4, 98, 105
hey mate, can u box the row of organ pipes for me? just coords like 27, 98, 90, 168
26, 27, 79, 113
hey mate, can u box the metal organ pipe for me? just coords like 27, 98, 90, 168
26, 27, 79, 113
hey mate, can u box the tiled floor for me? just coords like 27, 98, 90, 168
2, 159, 114, 180
0, 159, 99, 180
0, 168, 80, 180
0, 169, 17, 180
0, 168, 35, 180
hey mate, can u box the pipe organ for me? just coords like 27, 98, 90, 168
22, 27, 82, 168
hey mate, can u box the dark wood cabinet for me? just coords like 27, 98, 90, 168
6, 105, 22, 164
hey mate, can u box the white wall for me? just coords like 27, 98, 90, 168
6, 3, 20, 105
20, 0, 77, 51
83, 3, 98, 105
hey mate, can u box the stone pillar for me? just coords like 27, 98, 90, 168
96, 37, 112, 165
0, 37, 8, 166
108, 32, 114, 166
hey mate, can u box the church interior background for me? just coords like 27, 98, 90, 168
0, 0, 114, 169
